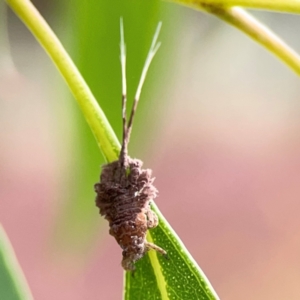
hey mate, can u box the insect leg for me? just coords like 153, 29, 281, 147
145, 241, 167, 257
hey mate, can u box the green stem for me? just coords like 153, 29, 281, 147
173, 0, 300, 14
172, 1, 300, 75
0, 225, 34, 300
5, 0, 120, 162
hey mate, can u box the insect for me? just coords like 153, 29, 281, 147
94, 20, 167, 271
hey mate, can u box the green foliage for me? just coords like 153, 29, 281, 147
0, 225, 33, 300
124, 206, 219, 300
5, 0, 300, 299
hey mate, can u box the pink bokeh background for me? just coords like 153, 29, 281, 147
2, 6, 300, 300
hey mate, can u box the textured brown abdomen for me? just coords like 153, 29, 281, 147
94, 157, 165, 271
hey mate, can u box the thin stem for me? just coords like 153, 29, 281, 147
6, 0, 120, 162
173, 0, 300, 14
172, 0, 300, 75
214, 7, 300, 75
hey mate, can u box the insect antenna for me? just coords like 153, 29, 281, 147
126, 22, 162, 145
119, 18, 128, 167
119, 20, 162, 167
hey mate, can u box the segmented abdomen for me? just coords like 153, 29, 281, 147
94, 157, 158, 270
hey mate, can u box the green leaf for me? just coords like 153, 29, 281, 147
0, 225, 33, 300
124, 204, 219, 300
6, 1, 219, 299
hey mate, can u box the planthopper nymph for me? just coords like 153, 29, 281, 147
94, 19, 167, 271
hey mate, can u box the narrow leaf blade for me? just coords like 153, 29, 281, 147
0, 225, 33, 300
124, 204, 220, 300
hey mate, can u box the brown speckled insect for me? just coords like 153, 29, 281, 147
94, 20, 167, 271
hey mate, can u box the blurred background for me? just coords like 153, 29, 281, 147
1, 0, 300, 299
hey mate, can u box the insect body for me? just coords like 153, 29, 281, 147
94, 20, 166, 271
